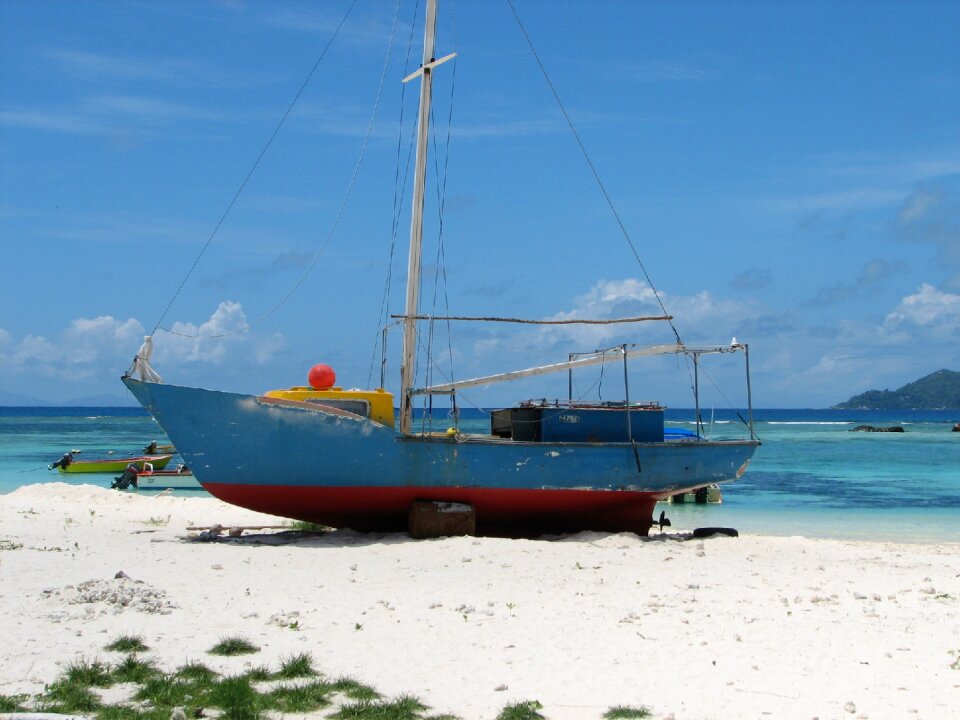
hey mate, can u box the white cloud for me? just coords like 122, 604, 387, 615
453, 279, 753, 380
540, 278, 750, 348
161, 301, 250, 364
884, 283, 960, 330
152, 300, 285, 367
0, 316, 145, 372
898, 188, 941, 224
554, 278, 659, 320
12, 334, 58, 365
802, 353, 861, 379
64, 316, 145, 364
0, 306, 284, 378
769, 284, 960, 406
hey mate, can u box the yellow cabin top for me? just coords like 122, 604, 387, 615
262, 386, 395, 428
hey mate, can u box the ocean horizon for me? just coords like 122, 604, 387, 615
2, 406, 958, 544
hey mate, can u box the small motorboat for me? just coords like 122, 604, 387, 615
50, 452, 173, 474
142, 441, 176, 455
112, 463, 200, 491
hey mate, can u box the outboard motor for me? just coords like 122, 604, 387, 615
49, 452, 74, 470
111, 466, 139, 490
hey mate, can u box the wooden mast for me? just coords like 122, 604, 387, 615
400, 0, 449, 435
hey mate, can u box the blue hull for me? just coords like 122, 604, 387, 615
123, 377, 758, 535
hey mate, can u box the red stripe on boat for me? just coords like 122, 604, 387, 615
202, 483, 661, 536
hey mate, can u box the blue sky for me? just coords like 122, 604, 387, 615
1, 0, 959, 409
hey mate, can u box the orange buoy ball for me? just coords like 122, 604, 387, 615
308, 363, 336, 390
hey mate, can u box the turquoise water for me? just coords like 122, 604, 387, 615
0, 408, 192, 494
2, 407, 958, 543
685, 411, 960, 543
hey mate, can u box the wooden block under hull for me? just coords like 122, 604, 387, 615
408, 500, 477, 539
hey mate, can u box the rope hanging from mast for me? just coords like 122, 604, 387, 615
150, 0, 363, 340
369, 0, 424, 390
504, 0, 684, 348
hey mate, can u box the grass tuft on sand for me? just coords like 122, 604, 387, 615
275, 651, 318, 678
208, 674, 266, 720
12, 648, 645, 720
97, 703, 171, 720
496, 700, 545, 720
243, 665, 274, 683
329, 693, 438, 719
112, 654, 163, 684
208, 635, 260, 656
175, 660, 218, 684
105, 635, 150, 653
64, 657, 113, 687
331, 676, 381, 701
12, 654, 475, 718
36, 679, 102, 714
0, 694, 29, 712
285, 519, 332, 532
267, 680, 334, 713
603, 706, 652, 719
133, 674, 201, 708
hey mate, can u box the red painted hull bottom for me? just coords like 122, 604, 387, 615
203, 483, 663, 537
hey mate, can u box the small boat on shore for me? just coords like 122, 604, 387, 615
112, 464, 199, 490
50, 452, 173, 474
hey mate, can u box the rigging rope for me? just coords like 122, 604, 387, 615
504, 0, 683, 348
168, 0, 405, 338
368, 0, 423, 389
152, 0, 361, 337
692, 358, 756, 433
424, 49, 459, 423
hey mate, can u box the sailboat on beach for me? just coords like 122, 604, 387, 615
123, 0, 759, 536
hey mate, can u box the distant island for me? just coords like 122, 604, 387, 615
834, 369, 960, 410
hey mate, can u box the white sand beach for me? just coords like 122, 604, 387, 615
1, 483, 958, 719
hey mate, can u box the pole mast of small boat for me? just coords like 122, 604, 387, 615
399, 0, 439, 435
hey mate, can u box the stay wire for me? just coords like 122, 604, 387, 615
368, 0, 423, 389
162, 0, 402, 341
153, 0, 361, 337
504, 0, 683, 348
421, 5, 458, 427
692, 358, 757, 436
425, 53, 459, 419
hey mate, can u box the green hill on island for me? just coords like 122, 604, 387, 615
834, 369, 960, 409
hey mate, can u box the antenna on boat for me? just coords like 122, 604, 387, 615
399, 0, 456, 435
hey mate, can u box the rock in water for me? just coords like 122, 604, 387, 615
850, 425, 904, 432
